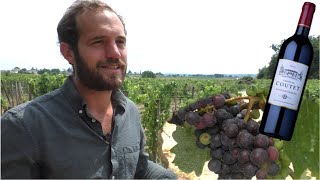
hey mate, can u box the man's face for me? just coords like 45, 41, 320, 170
74, 8, 127, 91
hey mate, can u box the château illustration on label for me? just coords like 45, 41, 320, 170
259, 2, 316, 141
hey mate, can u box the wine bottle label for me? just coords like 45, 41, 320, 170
268, 59, 308, 110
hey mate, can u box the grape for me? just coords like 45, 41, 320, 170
239, 109, 247, 118
274, 139, 284, 150
236, 113, 244, 119
199, 132, 211, 145
230, 162, 242, 173
195, 121, 206, 129
210, 148, 224, 160
198, 97, 213, 108
220, 132, 231, 147
236, 130, 254, 148
208, 159, 222, 174
168, 112, 185, 125
221, 163, 231, 175
268, 137, 275, 146
227, 138, 238, 150
220, 105, 231, 113
235, 118, 247, 129
221, 92, 232, 99
207, 125, 220, 135
267, 162, 280, 176
195, 139, 207, 149
210, 133, 222, 149
231, 172, 244, 179
267, 146, 279, 161
279, 149, 291, 167
238, 149, 251, 164
212, 94, 225, 109
250, 109, 260, 119
201, 112, 217, 127
176, 109, 188, 121
224, 123, 239, 138
229, 105, 241, 116
250, 148, 268, 166
194, 128, 206, 138
215, 109, 234, 121
221, 118, 236, 129
254, 134, 269, 149
187, 101, 199, 111
185, 111, 200, 125
242, 162, 258, 178
223, 151, 237, 165
256, 169, 267, 179
279, 166, 289, 179
246, 119, 259, 135
231, 148, 240, 159
169, 92, 285, 179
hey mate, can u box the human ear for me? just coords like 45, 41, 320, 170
60, 42, 75, 65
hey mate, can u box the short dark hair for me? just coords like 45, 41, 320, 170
57, 0, 126, 51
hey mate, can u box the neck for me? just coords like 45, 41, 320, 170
295, 25, 310, 37
72, 76, 113, 116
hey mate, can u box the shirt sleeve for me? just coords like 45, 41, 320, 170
134, 124, 177, 179
1, 110, 40, 179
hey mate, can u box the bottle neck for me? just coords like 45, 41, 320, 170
295, 25, 310, 37
295, 2, 315, 37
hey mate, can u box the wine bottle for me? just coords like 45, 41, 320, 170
259, 2, 316, 141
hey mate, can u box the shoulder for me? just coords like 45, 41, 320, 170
1, 88, 62, 123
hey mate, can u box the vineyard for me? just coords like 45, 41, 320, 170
1, 72, 319, 179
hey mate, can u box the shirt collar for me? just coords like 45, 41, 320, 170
61, 76, 127, 113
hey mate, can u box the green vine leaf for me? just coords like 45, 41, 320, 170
171, 124, 210, 176
284, 99, 319, 179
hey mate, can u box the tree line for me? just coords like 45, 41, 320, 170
257, 35, 319, 79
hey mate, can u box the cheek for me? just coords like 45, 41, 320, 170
78, 49, 104, 66
121, 50, 128, 63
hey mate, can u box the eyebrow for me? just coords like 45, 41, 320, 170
89, 35, 126, 42
90, 36, 105, 42
117, 36, 127, 42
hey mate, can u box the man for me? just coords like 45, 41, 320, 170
1, 0, 177, 179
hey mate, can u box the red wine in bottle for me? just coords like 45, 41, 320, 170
259, 2, 316, 141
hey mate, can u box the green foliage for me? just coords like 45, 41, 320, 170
309, 35, 319, 79
171, 124, 210, 176
284, 99, 319, 179
35, 73, 66, 96
257, 35, 319, 79
257, 66, 268, 79
2, 73, 319, 177
140, 81, 176, 162
1, 96, 9, 110
238, 76, 255, 84
141, 70, 156, 78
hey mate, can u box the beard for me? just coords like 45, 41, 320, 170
74, 49, 126, 91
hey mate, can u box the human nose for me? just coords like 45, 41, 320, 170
105, 42, 121, 59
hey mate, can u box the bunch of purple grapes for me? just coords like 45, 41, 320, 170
169, 93, 288, 179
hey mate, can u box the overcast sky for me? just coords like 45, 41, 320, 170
0, 0, 319, 74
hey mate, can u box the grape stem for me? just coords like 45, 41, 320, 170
198, 105, 215, 114
225, 96, 260, 122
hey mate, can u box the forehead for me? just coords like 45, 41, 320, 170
76, 8, 125, 38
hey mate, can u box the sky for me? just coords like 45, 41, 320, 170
0, 0, 319, 75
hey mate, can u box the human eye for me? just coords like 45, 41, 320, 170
116, 38, 126, 48
92, 40, 104, 45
